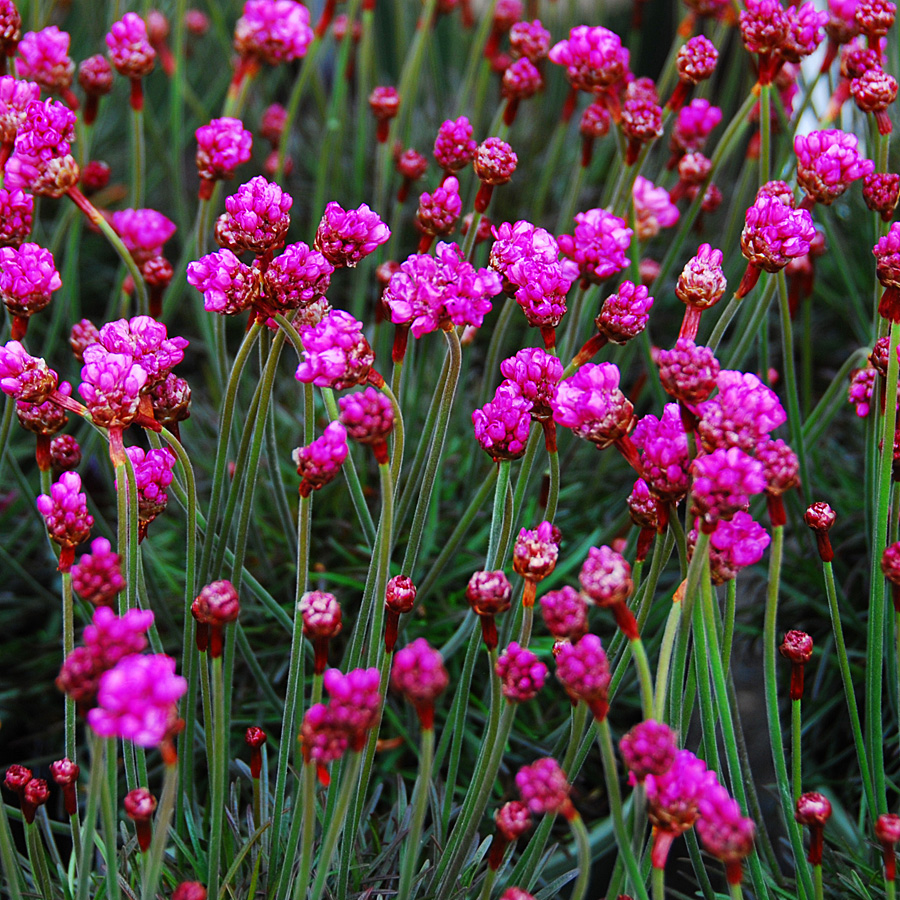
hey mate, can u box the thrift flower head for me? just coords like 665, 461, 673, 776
551, 362, 634, 449
195, 117, 253, 187
5, 96, 78, 197
496, 642, 547, 702
502, 57, 542, 102
596, 280, 654, 343
500, 348, 562, 418
513, 521, 560, 582
676, 35, 719, 85
78, 54, 113, 97
782, 2, 829, 61
187, 249, 259, 316
698, 370, 787, 452
111, 209, 176, 264
465, 570, 513, 617
645, 749, 717, 834
294, 310, 374, 389
0, 340, 56, 403
496, 801, 532, 841
97, 316, 187, 387
0, 0, 19, 56
628, 478, 658, 530
292, 421, 348, 497
0, 187, 33, 247
632, 177, 679, 241
83, 607, 154, 668
106, 13, 155, 79
757, 437, 800, 497
301, 703, 349, 765
36, 471, 93, 567
864, 172, 900, 221
338, 387, 393, 450
741, 195, 816, 273
508, 257, 578, 329
0, 76, 40, 145
691, 447, 766, 531
579, 545, 633, 607
548, 25, 627, 91
510, 20, 551, 62
472, 382, 532, 461
323, 668, 382, 749
555, 632, 611, 719
489, 220, 560, 288
16, 26, 73, 92
874, 223, 900, 292
264, 242, 333, 310
299, 590, 342, 641
391, 638, 449, 727
16, 381, 68, 437
314, 201, 389, 268
740, 0, 790, 57
696, 783, 756, 882
632, 404, 691, 502
123, 446, 176, 528
434, 116, 477, 172
216, 176, 292, 253
657, 339, 720, 404
78, 344, 148, 429
71, 537, 125, 607
515, 757, 572, 816
0, 242, 61, 327
705, 511, 770, 583
620, 719, 678, 781
795, 129, 873, 205
474, 136, 517, 185
149, 374, 191, 428
234, 0, 314, 65
88, 653, 186, 747
417, 175, 462, 238
540, 586, 589, 642
558, 208, 633, 284
671, 99, 722, 154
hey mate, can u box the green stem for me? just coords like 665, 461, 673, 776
131, 104, 145, 215
62, 572, 75, 761
487, 461, 512, 569
75, 733, 105, 900
397, 726, 436, 900
629, 637, 655, 720
791, 697, 802, 801
654, 598, 681, 721
813, 864, 824, 900
25, 824, 53, 900
567, 813, 592, 900
0, 795, 24, 900
140, 762, 177, 900
208, 655, 227, 900
292, 761, 317, 900
652, 866, 665, 900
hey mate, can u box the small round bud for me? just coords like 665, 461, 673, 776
385, 575, 416, 613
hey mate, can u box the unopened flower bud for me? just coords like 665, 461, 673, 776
124, 787, 157, 851
245, 726, 267, 778
779, 630, 813, 699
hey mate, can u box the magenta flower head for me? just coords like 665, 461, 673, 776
698, 370, 787, 453
510, 19, 551, 62
620, 719, 677, 782
657, 339, 720, 404
292, 420, 348, 497
294, 310, 375, 390
632, 177, 679, 242
473, 137, 517, 210
874, 223, 900, 321
5, 96, 78, 197
472, 382, 532, 462
499, 348, 563, 419
676, 34, 719, 89
82, 606, 153, 673
434, 116, 477, 174
0, 340, 57, 403
0, 1, 19, 58
756, 436, 800, 524
106, 13, 155, 80
0, 187, 33, 247
632, 404, 691, 504
368, 86, 399, 143
705, 511, 770, 584
300, 590, 342, 673
489, 801, 533, 869
670, 99, 722, 155
0, 76, 40, 146
71, 537, 125, 607
122, 446, 176, 538
301, 703, 349, 776
864, 172, 900, 222
548, 25, 627, 91
558, 208, 633, 285
781, 1, 829, 61
37, 471, 93, 570
16, 26, 73, 95
795, 129, 873, 206
87, 653, 187, 748
314, 201, 389, 268
195, 117, 252, 196
740, 0, 789, 79
516, 757, 573, 818
391, 637, 449, 729
187, 249, 259, 316
110, 209, 176, 266
416, 175, 462, 240
551, 362, 635, 450
508, 257, 579, 335
540, 586, 589, 642
384, 575, 417, 653
97, 316, 187, 387
555, 632, 611, 720
621, 95, 664, 164
234, 0, 314, 66
579, 545, 633, 607
78, 343, 148, 431
489, 220, 560, 290
215, 176, 292, 254
697, 783, 756, 884
191, 580, 240, 658
323, 667, 382, 750
338, 386, 393, 463
496, 642, 547, 703
466, 568, 513, 649
264, 241, 333, 310
513, 521, 560, 589
0, 242, 62, 339
691, 447, 766, 533
596, 280, 654, 344
795, 791, 832, 864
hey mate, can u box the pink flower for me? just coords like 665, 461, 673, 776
795, 129, 873, 205
111, 209, 177, 264
496, 642, 547, 702
0, 76, 40, 145
741, 195, 816, 273
97, 316, 187, 387
301, 703, 349, 764
579, 546, 632, 606
864, 172, 900, 221
676, 244, 727, 310
620, 719, 678, 781
596, 280, 654, 343
338, 387, 393, 447
873, 222, 900, 290
0, 242, 61, 326
323, 666, 382, 747
472, 382, 532, 461
555, 632, 611, 720
540, 586, 589, 642
633, 176, 679, 241
677, 35, 719, 85
417, 175, 462, 237
671, 99, 722, 154
5, 98, 78, 196
632, 404, 691, 502
314, 201, 389, 268
0, 187, 33, 247
848, 364, 877, 415
645, 749, 717, 834
691, 447, 766, 531
37, 472, 93, 570
78, 343, 148, 429
499, 348, 563, 417
696, 783, 756, 881
502, 57, 542, 100
71, 538, 125, 607
510, 19, 550, 62
739, 0, 789, 56
195, 117, 253, 184
106, 13, 156, 79
551, 362, 634, 449
548, 25, 627, 91
83, 607, 154, 669
474, 136, 517, 185
782, 2, 829, 61
705, 511, 770, 583
391, 638, 449, 727
294, 309, 374, 389
657, 339, 720, 404
0, 340, 56, 403
16, 26, 73, 92
293, 421, 348, 497
264, 242, 333, 310
186, 249, 259, 315
508, 257, 578, 328
122, 446, 176, 528
87, 654, 187, 747
433, 116, 476, 172
558, 208, 633, 284
512, 521, 559, 582
698, 370, 786, 451
515, 757, 572, 816
234, 0, 314, 65
489, 220, 560, 287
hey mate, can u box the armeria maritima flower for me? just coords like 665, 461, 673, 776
496, 642, 547, 702
215, 176, 292, 254
338, 387, 393, 462
0, 242, 61, 338
78, 343, 148, 429
794, 129, 873, 205
548, 25, 627, 91
558, 208, 633, 284
195, 117, 252, 196
515, 757, 573, 817
314, 201, 389, 268
472, 382, 533, 462
555, 632, 612, 720
619, 719, 678, 782
391, 637, 448, 728
186, 249, 259, 316
106, 13, 156, 80
416, 176, 462, 240
293, 310, 375, 390
657, 339, 720, 404
632, 176, 679, 242
698, 369, 787, 452
122, 446, 176, 537
37, 470, 93, 570
551, 362, 635, 450
697, 783, 756, 885
97, 316, 187, 387
691, 447, 766, 532
233, 0, 314, 66
292, 421, 348, 497
71, 537, 125, 607
540, 586, 589, 642
433, 116, 477, 174
632, 404, 691, 503
15, 26, 74, 97
703, 511, 770, 584
0, 187, 33, 247
0, 340, 57, 403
